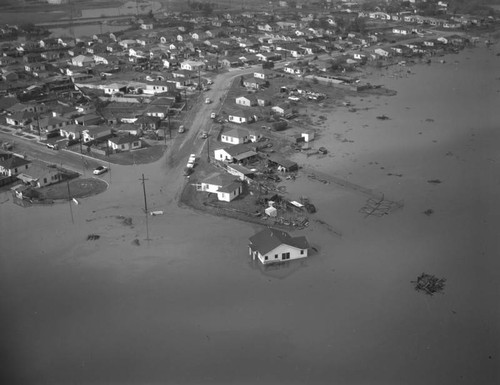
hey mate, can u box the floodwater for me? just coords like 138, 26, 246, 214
1, 44, 499, 383
49, 24, 130, 39
80, 1, 161, 18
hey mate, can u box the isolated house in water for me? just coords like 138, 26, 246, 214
248, 228, 309, 264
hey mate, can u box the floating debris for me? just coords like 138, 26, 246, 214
412, 273, 446, 296
427, 179, 442, 184
87, 234, 100, 241
376, 115, 390, 120
359, 195, 403, 217
423, 209, 434, 216
132, 239, 140, 246
117, 216, 133, 226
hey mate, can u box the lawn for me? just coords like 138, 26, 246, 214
39, 177, 108, 200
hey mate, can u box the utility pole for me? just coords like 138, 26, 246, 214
206, 137, 210, 163
139, 174, 151, 241
66, 180, 74, 224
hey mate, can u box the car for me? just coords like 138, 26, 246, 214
93, 165, 108, 175
210, 112, 216, 119
205, 98, 211, 104
200, 131, 208, 139
46, 143, 59, 150
178, 125, 185, 133
188, 154, 196, 163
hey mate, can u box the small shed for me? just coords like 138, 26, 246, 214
265, 206, 277, 217
301, 132, 314, 142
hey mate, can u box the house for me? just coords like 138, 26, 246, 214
82, 125, 113, 143
242, 77, 268, 90
107, 135, 142, 152
214, 143, 258, 163
74, 113, 103, 126
235, 95, 258, 107
6, 111, 33, 127
0, 155, 31, 176
16, 162, 62, 188
198, 172, 243, 202
71, 55, 95, 67
180, 60, 205, 71
221, 127, 250, 144
248, 228, 309, 264
59, 124, 82, 140
227, 107, 256, 124
267, 154, 298, 172
226, 163, 254, 182
30, 116, 70, 136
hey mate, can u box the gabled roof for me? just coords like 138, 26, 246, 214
0, 155, 31, 170
108, 135, 141, 145
223, 127, 250, 139
249, 228, 309, 255
203, 172, 238, 187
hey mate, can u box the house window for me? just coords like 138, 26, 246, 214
25, 165, 28, 169
14, 168, 18, 173
43, 178, 47, 184
264, 256, 268, 260
121, 144, 125, 149
282, 252, 290, 260
275, 254, 278, 259
300, 250, 304, 255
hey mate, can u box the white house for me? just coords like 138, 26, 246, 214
198, 172, 243, 202
71, 55, 95, 67
107, 135, 142, 152
235, 95, 258, 107
214, 143, 257, 163
248, 228, 309, 264
180, 60, 205, 71
221, 127, 250, 145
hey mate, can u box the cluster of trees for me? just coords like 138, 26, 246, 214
187, 1, 215, 15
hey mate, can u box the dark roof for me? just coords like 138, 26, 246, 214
109, 135, 141, 145
0, 156, 31, 170
249, 228, 309, 255
267, 154, 298, 170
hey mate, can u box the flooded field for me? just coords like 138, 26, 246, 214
1, 44, 499, 384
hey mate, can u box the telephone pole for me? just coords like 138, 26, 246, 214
139, 174, 151, 241
66, 180, 74, 224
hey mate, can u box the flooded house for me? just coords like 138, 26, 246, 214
248, 228, 309, 264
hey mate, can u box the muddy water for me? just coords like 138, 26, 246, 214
1, 45, 499, 383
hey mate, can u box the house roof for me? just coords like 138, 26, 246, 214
217, 180, 242, 193
0, 155, 31, 170
219, 143, 256, 157
223, 127, 249, 139
203, 172, 238, 187
19, 163, 59, 180
249, 228, 309, 255
109, 135, 141, 145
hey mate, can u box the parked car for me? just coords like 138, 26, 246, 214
46, 143, 59, 150
93, 165, 108, 175
178, 125, 185, 133
200, 131, 208, 139
210, 112, 216, 119
205, 98, 211, 104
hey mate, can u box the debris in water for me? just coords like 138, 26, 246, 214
87, 234, 100, 241
132, 239, 140, 246
427, 179, 442, 184
423, 209, 434, 216
376, 115, 390, 120
411, 273, 446, 296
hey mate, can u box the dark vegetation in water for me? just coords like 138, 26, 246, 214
412, 273, 446, 296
